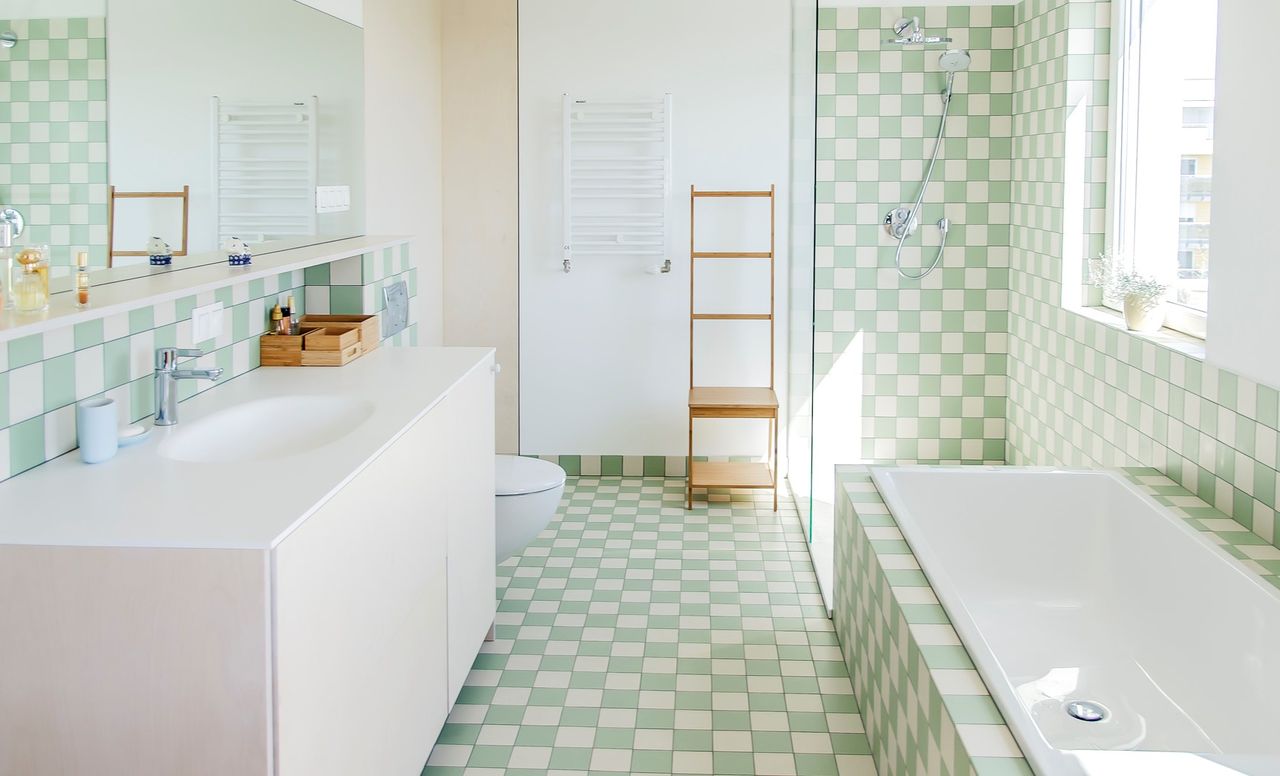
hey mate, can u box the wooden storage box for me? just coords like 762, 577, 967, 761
298, 314, 380, 351
301, 327, 362, 366
260, 331, 308, 367
260, 327, 363, 368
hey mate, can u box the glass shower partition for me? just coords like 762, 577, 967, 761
787, 0, 826, 608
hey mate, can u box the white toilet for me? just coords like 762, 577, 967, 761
495, 455, 566, 563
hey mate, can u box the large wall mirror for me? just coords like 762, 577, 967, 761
0, 0, 363, 280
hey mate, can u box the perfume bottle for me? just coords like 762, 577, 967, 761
75, 250, 91, 308
12, 245, 48, 313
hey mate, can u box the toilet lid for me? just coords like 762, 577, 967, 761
496, 455, 567, 496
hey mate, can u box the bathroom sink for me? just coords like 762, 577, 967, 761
157, 395, 375, 463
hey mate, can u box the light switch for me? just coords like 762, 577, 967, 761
192, 302, 224, 343
316, 185, 351, 214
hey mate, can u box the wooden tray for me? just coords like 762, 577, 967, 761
298, 314, 380, 351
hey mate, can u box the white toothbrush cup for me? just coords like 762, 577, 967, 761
76, 398, 119, 465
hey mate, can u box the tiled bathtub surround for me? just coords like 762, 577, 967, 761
833, 465, 1280, 776
0, 245, 418, 482
815, 5, 1014, 465
834, 467, 1028, 775
1005, 0, 1280, 552
0, 17, 109, 266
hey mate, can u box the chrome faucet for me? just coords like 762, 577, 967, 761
154, 347, 224, 426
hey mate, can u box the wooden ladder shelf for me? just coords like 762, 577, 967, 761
686, 185, 778, 511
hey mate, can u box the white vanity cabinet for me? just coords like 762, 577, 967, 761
274, 403, 452, 776
0, 349, 497, 776
445, 360, 498, 701
274, 357, 498, 776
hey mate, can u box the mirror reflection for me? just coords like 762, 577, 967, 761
0, 0, 364, 281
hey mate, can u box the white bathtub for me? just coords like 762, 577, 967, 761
870, 467, 1280, 776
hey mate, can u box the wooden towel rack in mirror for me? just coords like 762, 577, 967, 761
107, 186, 191, 267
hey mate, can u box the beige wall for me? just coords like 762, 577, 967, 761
363, 0, 445, 345
441, 0, 519, 453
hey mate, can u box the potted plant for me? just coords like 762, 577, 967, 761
1088, 252, 1168, 333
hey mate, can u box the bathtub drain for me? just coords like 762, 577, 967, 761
1065, 701, 1109, 723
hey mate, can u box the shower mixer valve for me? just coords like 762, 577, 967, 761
885, 208, 950, 240
885, 207, 919, 240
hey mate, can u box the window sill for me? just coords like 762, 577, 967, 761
1072, 305, 1206, 361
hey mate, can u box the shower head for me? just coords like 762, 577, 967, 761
939, 49, 971, 72
884, 16, 953, 45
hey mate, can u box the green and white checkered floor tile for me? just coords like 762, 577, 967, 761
423, 477, 876, 776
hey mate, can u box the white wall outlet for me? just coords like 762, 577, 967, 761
192, 302, 224, 343
316, 185, 351, 214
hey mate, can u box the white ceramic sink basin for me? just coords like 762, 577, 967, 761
158, 395, 376, 463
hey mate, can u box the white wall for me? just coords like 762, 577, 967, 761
293, 0, 362, 27
108, 0, 364, 255
441, 0, 519, 452
1205, 0, 1280, 388
519, 0, 792, 457
363, 0, 444, 344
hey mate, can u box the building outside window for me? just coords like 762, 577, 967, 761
1109, 0, 1217, 336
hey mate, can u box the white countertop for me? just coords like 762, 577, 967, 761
0, 346, 494, 550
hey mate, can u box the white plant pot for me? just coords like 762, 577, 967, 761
1123, 296, 1165, 333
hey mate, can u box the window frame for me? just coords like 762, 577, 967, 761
1104, 0, 1210, 340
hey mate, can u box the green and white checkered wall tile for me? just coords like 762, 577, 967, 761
815, 5, 1015, 465
1005, 0, 1280, 552
0, 246, 418, 481
0, 17, 109, 267
0, 270, 308, 480
832, 464, 1278, 775
303, 242, 420, 347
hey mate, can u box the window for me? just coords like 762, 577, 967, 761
1181, 107, 1213, 129
1109, 0, 1217, 337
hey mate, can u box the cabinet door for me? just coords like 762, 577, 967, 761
274, 407, 450, 776
0, 546, 272, 776
446, 358, 498, 702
